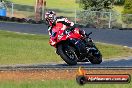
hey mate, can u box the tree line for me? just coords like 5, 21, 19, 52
77, 0, 131, 14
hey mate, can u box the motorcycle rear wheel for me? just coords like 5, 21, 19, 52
57, 44, 77, 65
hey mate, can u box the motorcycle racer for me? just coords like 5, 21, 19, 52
45, 11, 86, 39
44, 11, 102, 65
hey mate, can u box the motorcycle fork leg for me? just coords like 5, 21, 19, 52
56, 49, 60, 55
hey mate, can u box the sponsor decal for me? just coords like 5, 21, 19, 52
76, 67, 131, 85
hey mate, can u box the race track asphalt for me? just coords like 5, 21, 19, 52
0, 22, 132, 69
0, 57, 132, 70
84, 28, 132, 47
0, 22, 48, 34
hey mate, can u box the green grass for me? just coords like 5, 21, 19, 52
96, 43, 132, 59
9, 0, 80, 9
8, 0, 36, 6
0, 30, 61, 65
0, 30, 132, 65
46, 0, 80, 9
0, 80, 131, 88
7, 0, 80, 20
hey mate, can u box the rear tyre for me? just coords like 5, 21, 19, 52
57, 44, 77, 65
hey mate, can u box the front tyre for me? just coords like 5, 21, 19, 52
57, 44, 77, 65
88, 47, 102, 64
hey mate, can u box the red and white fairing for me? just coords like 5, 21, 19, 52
49, 22, 82, 47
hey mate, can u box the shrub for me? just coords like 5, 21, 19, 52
114, 0, 125, 6
122, 0, 132, 24
123, 0, 132, 14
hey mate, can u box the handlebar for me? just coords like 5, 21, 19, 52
86, 32, 92, 37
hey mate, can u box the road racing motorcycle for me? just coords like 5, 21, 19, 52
49, 22, 102, 65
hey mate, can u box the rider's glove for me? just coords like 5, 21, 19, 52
79, 30, 86, 37
66, 25, 76, 31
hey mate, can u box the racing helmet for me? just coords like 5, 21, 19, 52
45, 11, 56, 25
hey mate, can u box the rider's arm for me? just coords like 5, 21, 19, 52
48, 26, 52, 36
56, 17, 74, 27
56, 17, 86, 37
56, 17, 76, 31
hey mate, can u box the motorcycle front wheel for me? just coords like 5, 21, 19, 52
57, 44, 77, 65
88, 46, 102, 64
